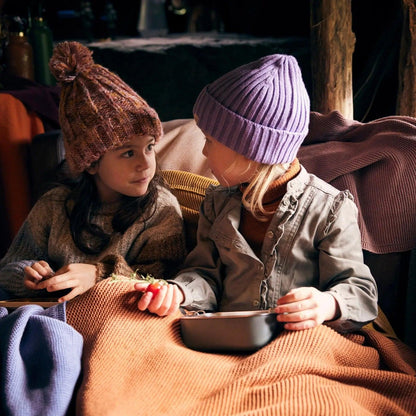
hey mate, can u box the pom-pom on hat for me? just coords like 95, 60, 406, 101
49, 41, 162, 176
193, 54, 310, 165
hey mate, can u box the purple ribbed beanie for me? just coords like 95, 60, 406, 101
193, 54, 310, 164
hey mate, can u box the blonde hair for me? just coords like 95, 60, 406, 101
241, 163, 290, 221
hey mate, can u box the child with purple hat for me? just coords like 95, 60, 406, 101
136, 54, 378, 333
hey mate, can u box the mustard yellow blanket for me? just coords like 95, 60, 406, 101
66, 281, 416, 416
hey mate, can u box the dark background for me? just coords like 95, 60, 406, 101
0, 0, 404, 121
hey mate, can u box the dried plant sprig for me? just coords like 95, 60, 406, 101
108, 270, 167, 285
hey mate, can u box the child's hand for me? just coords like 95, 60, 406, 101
134, 282, 184, 316
24, 260, 55, 290
275, 287, 340, 331
35, 263, 97, 302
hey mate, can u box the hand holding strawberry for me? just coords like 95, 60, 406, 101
132, 274, 168, 295
145, 281, 164, 295
132, 274, 184, 316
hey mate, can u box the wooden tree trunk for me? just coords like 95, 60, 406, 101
397, 0, 416, 116
310, 0, 355, 119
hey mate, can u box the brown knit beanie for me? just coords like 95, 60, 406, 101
49, 41, 163, 176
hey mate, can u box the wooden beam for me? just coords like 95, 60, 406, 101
397, 0, 416, 116
310, 0, 355, 119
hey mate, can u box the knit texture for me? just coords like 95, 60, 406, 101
193, 54, 310, 164
0, 303, 82, 416
0, 186, 186, 298
299, 110, 416, 254
161, 169, 219, 249
49, 41, 162, 176
66, 281, 416, 416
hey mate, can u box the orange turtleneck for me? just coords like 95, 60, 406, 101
239, 158, 301, 256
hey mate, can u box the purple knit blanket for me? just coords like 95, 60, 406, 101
298, 111, 416, 254
0, 303, 83, 416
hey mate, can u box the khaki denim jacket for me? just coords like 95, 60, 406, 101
173, 166, 378, 332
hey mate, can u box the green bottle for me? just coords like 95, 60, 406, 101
28, 15, 55, 86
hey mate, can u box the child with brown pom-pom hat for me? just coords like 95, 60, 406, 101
0, 41, 187, 303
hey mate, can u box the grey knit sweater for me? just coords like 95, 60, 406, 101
0, 185, 187, 298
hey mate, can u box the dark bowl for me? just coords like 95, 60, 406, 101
180, 310, 283, 353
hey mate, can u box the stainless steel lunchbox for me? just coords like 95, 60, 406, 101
180, 310, 283, 353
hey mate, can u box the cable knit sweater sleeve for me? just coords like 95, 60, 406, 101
95, 187, 188, 281
0, 186, 187, 298
0, 189, 61, 298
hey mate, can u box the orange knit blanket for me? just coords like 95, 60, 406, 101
66, 281, 416, 416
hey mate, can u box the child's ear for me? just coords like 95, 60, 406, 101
86, 161, 99, 175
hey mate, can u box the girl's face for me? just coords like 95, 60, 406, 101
88, 134, 156, 203
202, 134, 258, 186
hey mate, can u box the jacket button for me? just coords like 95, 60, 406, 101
267, 230, 274, 239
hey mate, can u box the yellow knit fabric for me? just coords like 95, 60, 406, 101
161, 169, 219, 249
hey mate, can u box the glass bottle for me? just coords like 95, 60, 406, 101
5, 24, 35, 81
28, 15, 55, 86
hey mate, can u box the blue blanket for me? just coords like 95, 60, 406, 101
0, 303, 83, 416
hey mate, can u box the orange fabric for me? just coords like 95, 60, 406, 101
66, 281, 416, 416
0, 93, 44, 239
